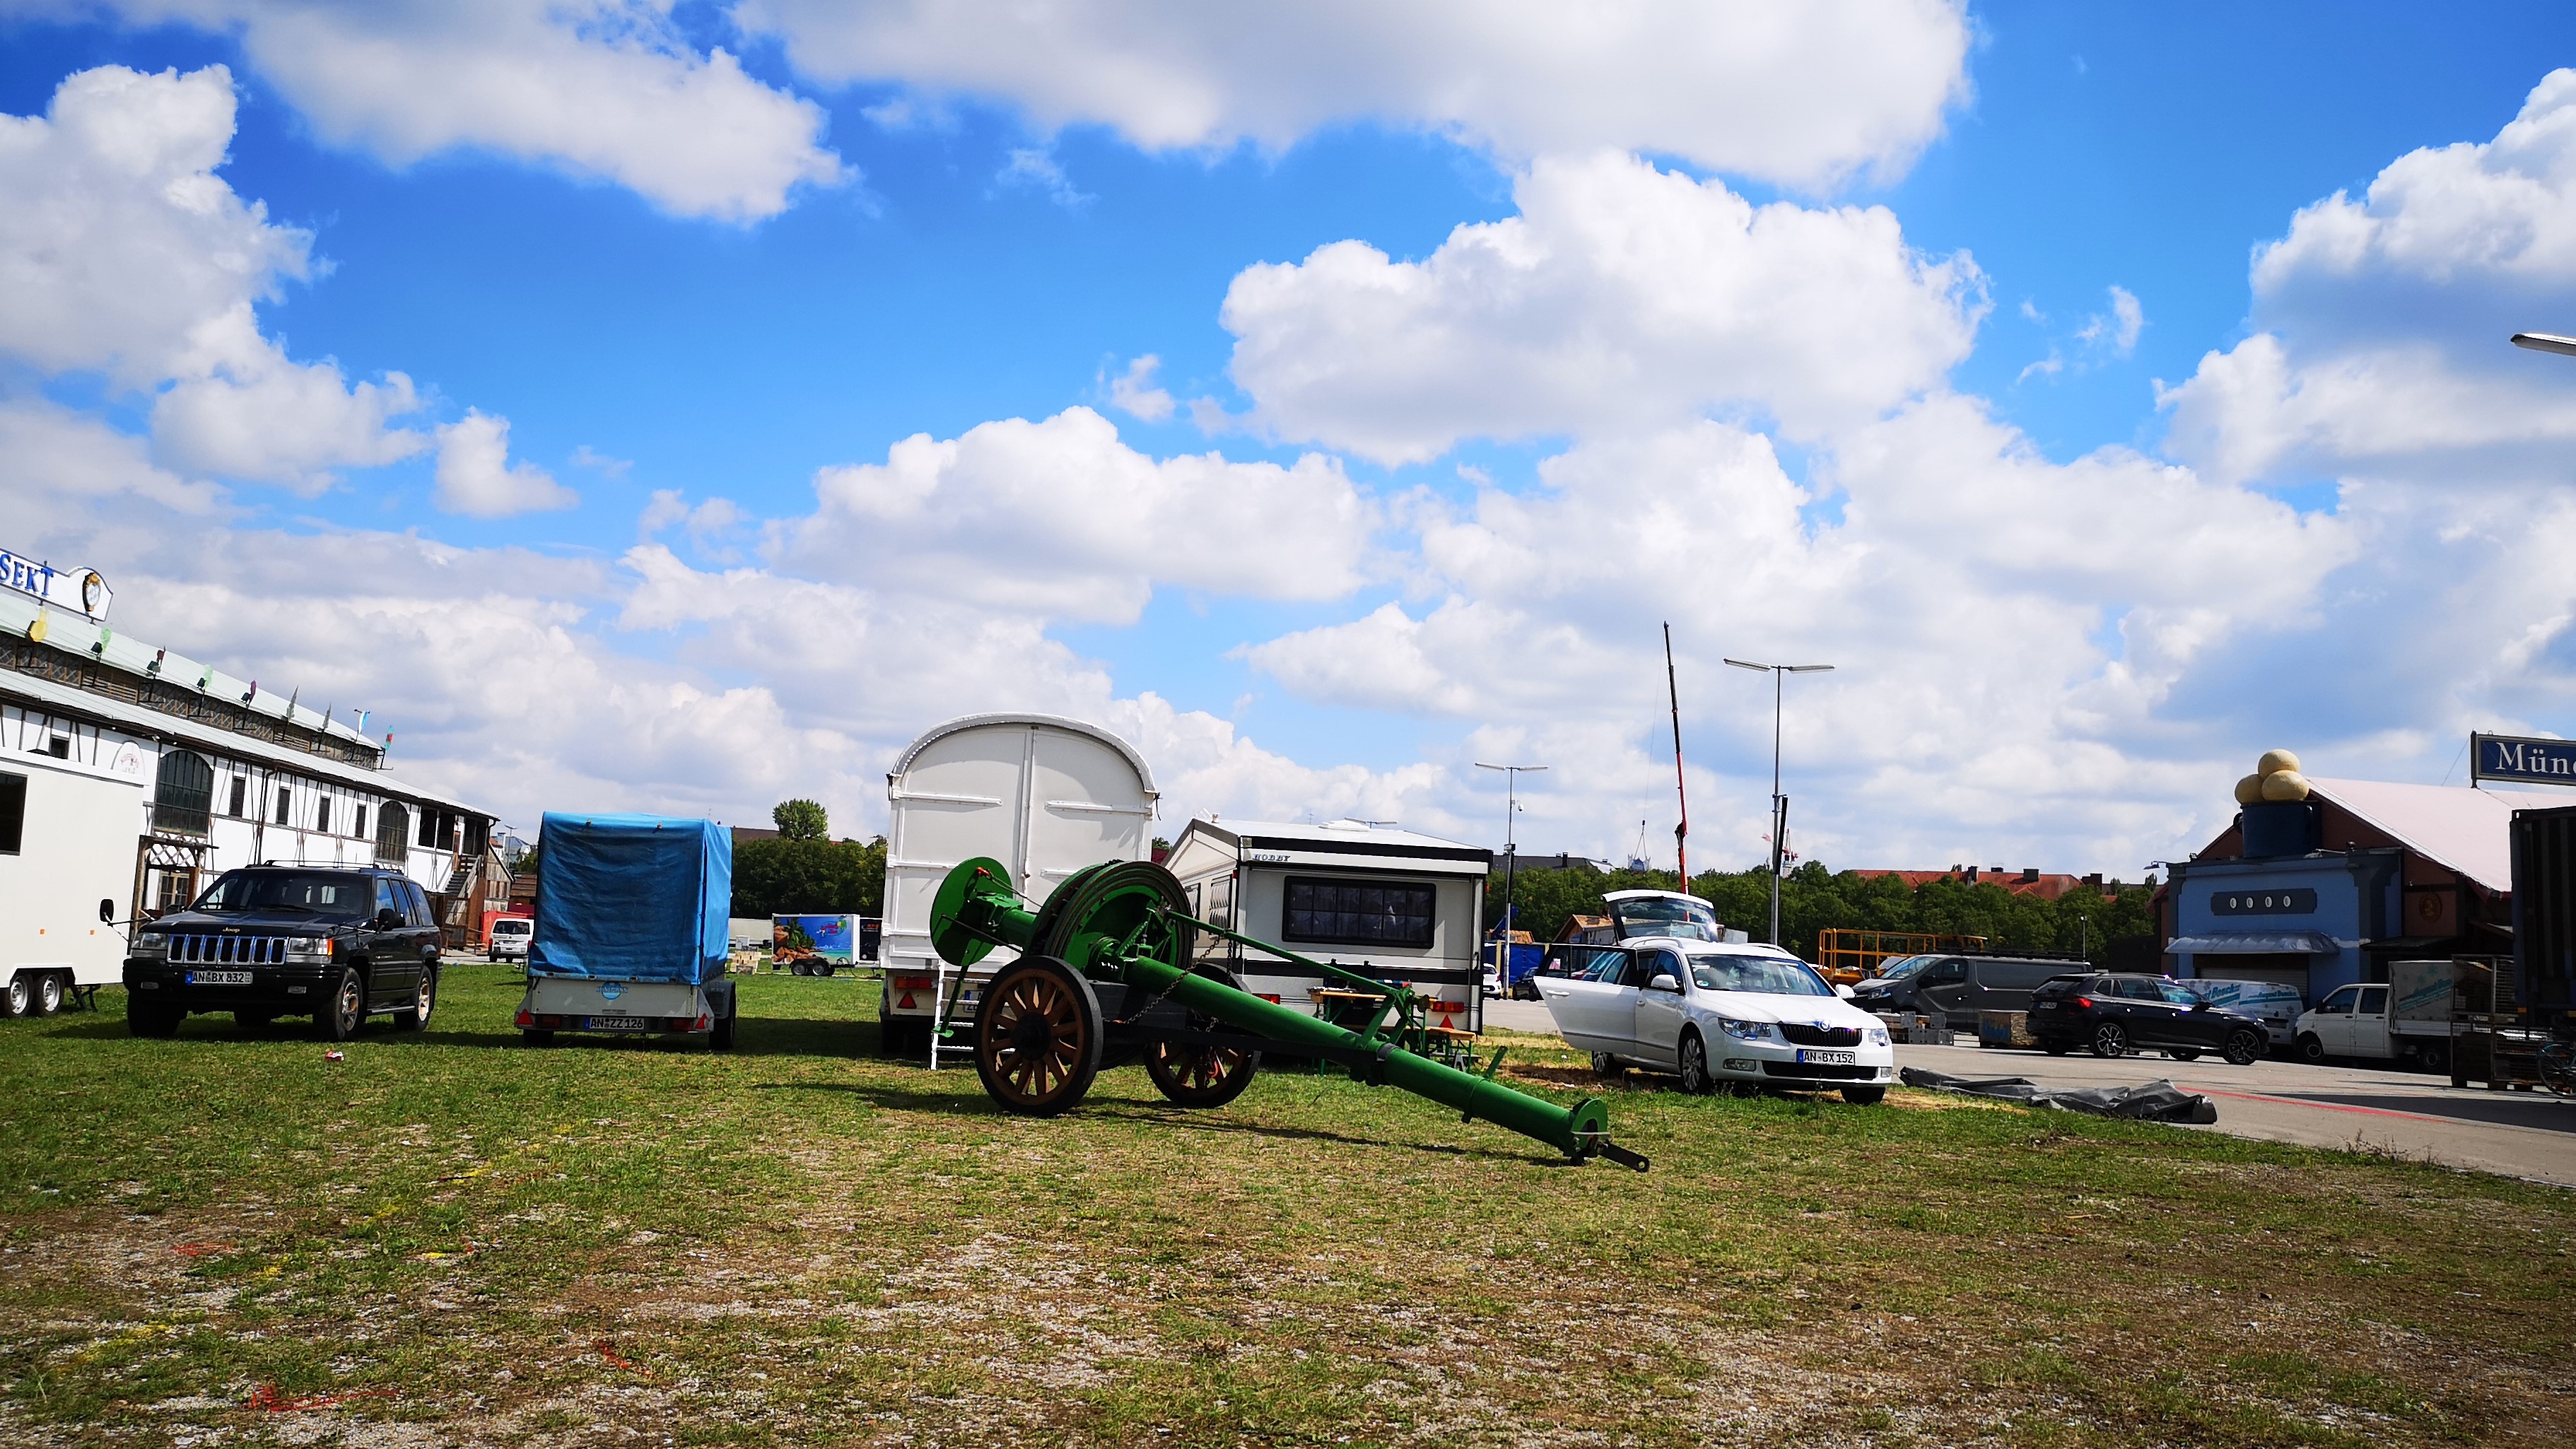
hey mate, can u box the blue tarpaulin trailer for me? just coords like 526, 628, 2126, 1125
516, 813, 737, 1048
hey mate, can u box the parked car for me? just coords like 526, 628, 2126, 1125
2173, 977, 2304, 1049
1848, 953, 2088, 1027
2293, 963, 2466, 1072
1535, 937, 1895, 1103
487, 915, 533, 963
2027, 973, 2267, 1064
123, 866, 445, 1041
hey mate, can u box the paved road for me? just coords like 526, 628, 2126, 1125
1480, 997, 2576, 1187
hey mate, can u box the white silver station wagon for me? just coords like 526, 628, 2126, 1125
1537, 936, 1895, 1103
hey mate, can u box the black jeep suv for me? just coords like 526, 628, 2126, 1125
124, 866, 444, 1041
2027, 972, 2267, 1064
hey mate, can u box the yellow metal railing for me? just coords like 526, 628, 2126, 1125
1813, 929, 1989, 986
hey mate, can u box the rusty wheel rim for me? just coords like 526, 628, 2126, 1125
983, 970, 1089, 1107
1149, 1040, 1250, 1091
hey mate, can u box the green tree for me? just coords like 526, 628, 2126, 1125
732, 835, 886, 917
772, 798, 829, 842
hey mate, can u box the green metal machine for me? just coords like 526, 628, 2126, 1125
925, 856, 1648, 1169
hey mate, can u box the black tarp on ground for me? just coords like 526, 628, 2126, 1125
1899, 1067, 2219, 1124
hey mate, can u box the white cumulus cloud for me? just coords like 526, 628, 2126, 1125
1219, 151, 1984, 464
434, 411, 579, 517
744, 0, 1971, 189
31, 0, 845, 222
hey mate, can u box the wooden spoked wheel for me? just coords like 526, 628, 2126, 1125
972, 956, 1103, 1117
1142, 963, 1261, 1108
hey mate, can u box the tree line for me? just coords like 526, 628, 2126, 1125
728, 798, 886, 919
1482, 861, 2160, 968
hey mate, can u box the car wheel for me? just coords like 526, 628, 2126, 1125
33, 973, 64, 1017
2165, 1048, 2201, 1062
1591, 1050, 1622, 1079
1842, 1086, 1887, 1105
2042, 1038, 2071, 1056
1677, 1032, 1713, 1096
2296, 1031, 2326, 1064
522, 1029, 555, 1046
127, 993, 182, 1038
2089, 1021, 2129, 1058
2413, 1038, 2450, 1074
394, 966, 436, 1031
2, 975, 28, 1019
2223, 1028, 2264, 1067
315, 966, 365, 1043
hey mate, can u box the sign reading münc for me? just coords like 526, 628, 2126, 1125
0, 546, 112, 620
2473, 732, 2576, 787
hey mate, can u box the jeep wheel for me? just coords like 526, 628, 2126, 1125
394, 966, 436, 1031
2089, 1021, 2129, 1058
236, 1009, 277, 1031
315, 966, 365, 1042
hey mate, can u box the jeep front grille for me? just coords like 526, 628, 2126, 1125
170, 935, 287, 966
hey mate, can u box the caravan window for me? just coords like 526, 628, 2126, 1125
1282, 876, 1435, 949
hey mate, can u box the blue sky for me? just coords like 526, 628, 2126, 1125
6, 2, 2576, 872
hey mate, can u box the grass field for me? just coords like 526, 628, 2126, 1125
1, 963, 2571, 1448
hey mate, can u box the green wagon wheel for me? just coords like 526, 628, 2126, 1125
972, 956, 1103, 1117
1142, 965, 1263, 1108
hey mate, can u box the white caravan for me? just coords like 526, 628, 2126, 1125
879, 715, 1157, 1060
1162, 818, 1490, 1034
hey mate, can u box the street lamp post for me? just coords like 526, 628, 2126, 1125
1474, 761, 1546, 994
1722, 657, 1834, 946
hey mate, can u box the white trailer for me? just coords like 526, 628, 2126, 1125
879, 714, 1157, 1060
1, 746, 145, 1017
1162, 818, 1490, 1035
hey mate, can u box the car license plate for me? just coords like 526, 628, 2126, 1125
1797, 1049, 1856, 1065
186, 970, 253, 985
588, 1015, 650, 1030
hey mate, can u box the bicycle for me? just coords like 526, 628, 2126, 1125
2541, 1039, 2576, 1096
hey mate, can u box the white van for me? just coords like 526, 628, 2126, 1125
2174, 977, 2302, 1048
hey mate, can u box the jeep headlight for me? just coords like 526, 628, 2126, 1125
1718, 1017, 1774, 1042
133, 932, 166, 958
283, 936, 335, 963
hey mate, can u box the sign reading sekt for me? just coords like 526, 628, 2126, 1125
2473, 732, 2576, 787
0, 546, 112, 621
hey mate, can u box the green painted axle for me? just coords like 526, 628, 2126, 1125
944, 864, 1632, 1166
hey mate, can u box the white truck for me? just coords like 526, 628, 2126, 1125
877, 714, 1158, 1061
2293, 959, 2464, 1072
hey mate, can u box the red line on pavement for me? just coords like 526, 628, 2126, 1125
2192, 1088, 2478, 1125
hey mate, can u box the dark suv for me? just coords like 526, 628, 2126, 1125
124, 866, 444, 1041
2028, 973, 2266, 1064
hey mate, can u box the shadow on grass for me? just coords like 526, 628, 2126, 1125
751, 1080, 1571, 1165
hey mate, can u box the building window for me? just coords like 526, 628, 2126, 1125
152, 750, 214, 836
274, 786, 291, 826
315, 797, 331, 834
377, 802, 410, 864
351, 803, 366, 839
44, 735, 69, 759
418, 807, 439, 848
1281, 876, 1436, 949
0, 771, 24, 854
228, 776, 247, 817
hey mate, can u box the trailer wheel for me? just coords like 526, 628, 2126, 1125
2, 975, 28, 1019
522, 1029, 556, 1047
710, 1006, 737, 1051
33, 972, 64, 1017
1142, 966, 1261, 1108
972, 956, 1103, 1117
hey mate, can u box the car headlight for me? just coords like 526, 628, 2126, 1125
133, 932, 166, 958
1867, 1027, 1890, 1046
1718, 1017, 1775, 1042
283, 936, 335, 963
